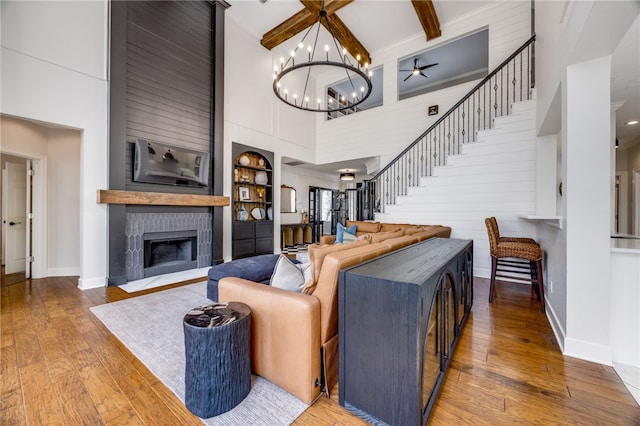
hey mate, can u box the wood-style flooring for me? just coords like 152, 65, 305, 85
1, 275, 638, 425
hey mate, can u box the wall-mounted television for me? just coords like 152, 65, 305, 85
133, 138, 209, 187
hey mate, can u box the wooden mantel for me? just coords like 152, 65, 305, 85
97, 190, 230, 207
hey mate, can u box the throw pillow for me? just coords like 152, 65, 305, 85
342, 232, 370, 244
335, 222, 357, 244
269, 255, 308, 292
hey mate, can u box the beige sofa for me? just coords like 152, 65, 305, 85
319, 220, 452, 245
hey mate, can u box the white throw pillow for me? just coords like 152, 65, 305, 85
270, 255, 308, 292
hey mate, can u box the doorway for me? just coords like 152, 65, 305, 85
1, 155, 32, 286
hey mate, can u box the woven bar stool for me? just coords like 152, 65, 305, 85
485, 217, 545, 312
488, 216, 538, 245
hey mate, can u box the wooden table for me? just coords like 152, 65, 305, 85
339, 238, 473, 425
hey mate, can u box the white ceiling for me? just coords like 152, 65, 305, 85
227, 0, 640, 175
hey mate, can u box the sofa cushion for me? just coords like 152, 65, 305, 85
270, 255, 310, 292
379, 223, 404, 233
370, 230, 405, 243
346, 220, 381, 236
335, 223, 357, 243
412, 226, 452, 241
307, 239, 369, 285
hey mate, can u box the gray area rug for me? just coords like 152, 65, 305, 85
90, 282, 308, 425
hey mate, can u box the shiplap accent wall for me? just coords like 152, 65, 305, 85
123, 1, 212, 194
314, 1, 531, 167
380, 100, 539, 278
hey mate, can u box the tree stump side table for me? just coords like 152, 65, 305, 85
183, 302, 251, 418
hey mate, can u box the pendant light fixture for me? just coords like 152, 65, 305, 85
272, 2, 373, 113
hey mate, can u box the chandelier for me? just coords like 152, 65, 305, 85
272, 5, 373, 113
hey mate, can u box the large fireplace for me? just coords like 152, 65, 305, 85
125, 212, 212, 281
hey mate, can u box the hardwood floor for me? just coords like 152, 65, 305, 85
1, 275, 638, 425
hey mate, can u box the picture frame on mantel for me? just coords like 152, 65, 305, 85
239, 186, 250, 201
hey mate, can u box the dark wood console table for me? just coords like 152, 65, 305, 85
338, 238, 473, 425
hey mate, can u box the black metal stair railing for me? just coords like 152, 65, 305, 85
362, 35, 536, 217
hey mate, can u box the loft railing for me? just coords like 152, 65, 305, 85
362, 35, 536, 217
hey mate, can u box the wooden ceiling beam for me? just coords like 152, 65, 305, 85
411, 0, 441, 41
260, 8, 317, 50
300, 0, 352, 15
323, 14, 371, 67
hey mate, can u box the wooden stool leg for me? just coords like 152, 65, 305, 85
536, 259, 545, 313
530, 260, 541, 301
489, 256, 498, 302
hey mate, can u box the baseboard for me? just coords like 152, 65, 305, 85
474, 267, 490, 278
78, 276, 106, 290
545, 301, 565, 352
47, 267, 80, 277
563, 337, 613, 366
613, 362, 640, 406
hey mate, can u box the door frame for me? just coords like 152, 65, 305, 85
635, 169, 640, 236
1, 150, 47, 278
616, 171, 628, 234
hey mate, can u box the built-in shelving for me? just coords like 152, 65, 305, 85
232, 144, 274, 259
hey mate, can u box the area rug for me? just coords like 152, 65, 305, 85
90, 282, 308, 425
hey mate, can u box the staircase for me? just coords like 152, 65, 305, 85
377, 99, 539, 278
361, 36, 539, 277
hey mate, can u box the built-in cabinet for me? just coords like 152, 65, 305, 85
232, 143, 274, 259
339, 238, 473, 425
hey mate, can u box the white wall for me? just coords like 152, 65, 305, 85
535, 0, 640, 364
224, 16, 318, 261
1, 1, 109, 289
47, 128, 81, 276
315, 1, 532, 166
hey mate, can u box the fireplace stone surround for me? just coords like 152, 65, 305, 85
125, 212, 212, 281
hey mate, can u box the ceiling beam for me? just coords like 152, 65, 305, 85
411, 0, 441, 41
300, 0, 352, 15
260, 8, 317, 50
260, 0, 369, 67
323, 14, 371, 67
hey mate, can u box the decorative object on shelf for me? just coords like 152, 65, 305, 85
239, 186, 250, 201
251, 207, 266, 220
255, 171, 268, 185
258, 157, 266, 168
300, 209, 309, 224
240, 175, 250, 183
239, 155, 250, 166
237, 203, 249, 221
234, 168, 239, 182
255, 187, 265, 199
340, 171, 355, 181
267, 206, 273, 221
271, 4, 372, 113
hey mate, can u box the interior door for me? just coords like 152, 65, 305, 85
5, 162, 27, 274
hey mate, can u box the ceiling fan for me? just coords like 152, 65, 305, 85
400, 58, 439, 82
